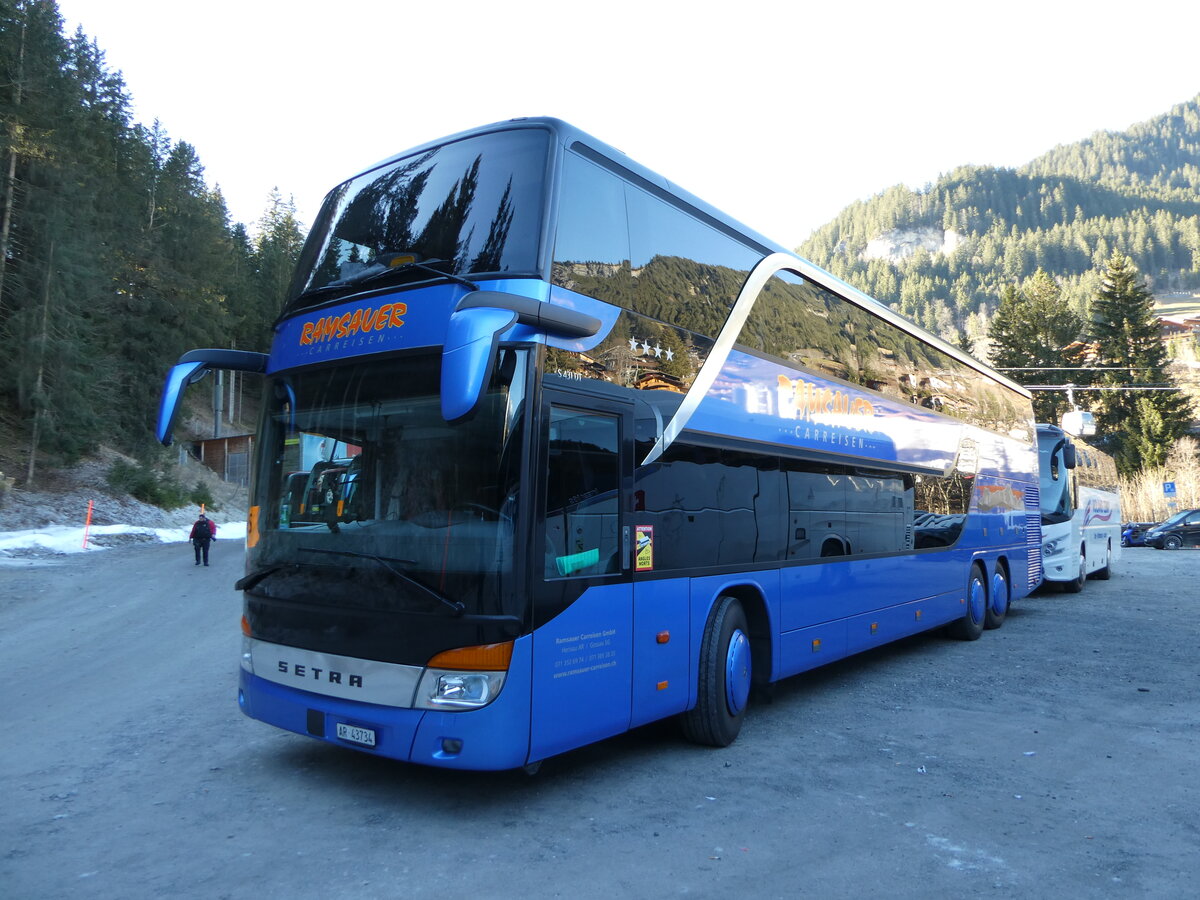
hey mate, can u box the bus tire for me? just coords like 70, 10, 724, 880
948, 564, 986, 641
985, 563, 1009, 630
681, 596, 751, 748
1092, 540, 1113, 580
1061, 547, 1086, 593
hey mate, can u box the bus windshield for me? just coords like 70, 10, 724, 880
248, 349, 529, 623
1037, 433, 1071, 524
286, 128, 550, 313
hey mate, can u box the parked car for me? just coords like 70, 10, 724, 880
1143, 508, 1200, 550
1121, 521, 1157, 547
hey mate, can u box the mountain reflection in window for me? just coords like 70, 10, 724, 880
288, 130, 549, 310
551, 150, 1028, 436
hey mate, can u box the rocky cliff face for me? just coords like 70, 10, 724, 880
862, 228, 963, 263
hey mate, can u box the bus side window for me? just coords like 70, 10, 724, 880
544, 408, 620, 578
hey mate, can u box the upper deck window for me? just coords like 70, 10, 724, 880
552, 151, 760, 334
286, 129, 550, 314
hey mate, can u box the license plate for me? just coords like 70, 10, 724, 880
335, 722, 376, 747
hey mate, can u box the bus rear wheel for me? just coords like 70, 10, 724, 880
681, 596, 751, 747
985, 564, 1009, 630
948, 564, 986, 641
1092, 540, 1113, 580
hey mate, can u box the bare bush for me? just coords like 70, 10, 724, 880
1118, 437, 1200, 521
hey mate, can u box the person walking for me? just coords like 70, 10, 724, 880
189, 513, 217, 566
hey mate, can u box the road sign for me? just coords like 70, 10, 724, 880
1163, 481, 1177, 496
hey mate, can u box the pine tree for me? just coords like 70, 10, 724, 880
1, 5, 108, 479
1118, 397, 1174, 472
1, 6, 308, 475
987, 269, 1084, 423
254, 188, 305, 327
1089, 251, 1193, 472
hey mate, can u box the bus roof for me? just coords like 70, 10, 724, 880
347, 117, 1031, 399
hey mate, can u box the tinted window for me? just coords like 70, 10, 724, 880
911, 471, 971, 548
1074, 444, 1119, 492
544, 408, 620, 578
244, 350, 530, 666
785, 464, 911, 559
551, 153, 636, 312
635, 445, 780, 571
287, 129, 550, 312
552, 151, 759, 336
625, 185, 759, 334
633, 443, 958, 572
553, 153, 630, 275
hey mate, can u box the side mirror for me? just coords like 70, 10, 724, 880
440, 305, 519, 424
1061, 441, 1077, 470
440, 291, 602, 423
157, 348, 268, 445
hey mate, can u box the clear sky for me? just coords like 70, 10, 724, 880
56, 0, 1200, 249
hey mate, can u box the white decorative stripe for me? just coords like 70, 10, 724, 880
245, 637, 423, 707
643, 252, 798, 465
641, 250, 1030, 467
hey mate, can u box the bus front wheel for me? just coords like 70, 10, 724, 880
1062, 547, 1086, 593
681, 596, 751, 747
948, 564, 986, 641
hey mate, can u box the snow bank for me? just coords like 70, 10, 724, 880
0, 521, 249, 556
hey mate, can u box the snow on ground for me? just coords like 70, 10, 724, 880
0, 520, 248, 562
0, 452, 250, 565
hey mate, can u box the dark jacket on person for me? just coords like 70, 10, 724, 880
190, 517, 216, 542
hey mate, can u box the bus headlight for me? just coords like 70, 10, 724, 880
414, 642, 512, 710
415, 670, 506, 709
1042, 536, 1065, 557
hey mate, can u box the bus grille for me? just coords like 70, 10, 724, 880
1024, 484, 1042, 589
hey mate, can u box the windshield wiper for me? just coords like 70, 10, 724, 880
285, 258, 478, 323
235, 562, 310, 592
298, 547, 465, 616
235, 559, 352, 592
291, 282, 350, 303
352, 257, 478, 291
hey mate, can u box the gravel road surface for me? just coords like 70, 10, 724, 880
2, 543, 1196, 898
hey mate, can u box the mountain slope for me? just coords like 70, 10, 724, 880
797, 94, 1200, 356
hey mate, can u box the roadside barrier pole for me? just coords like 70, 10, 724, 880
82, 499, 94, 549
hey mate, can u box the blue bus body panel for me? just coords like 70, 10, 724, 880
240, 670, 424, 759
269, 279, 552, 372
843, 596, 956, 655
529, 583, 633, 762
239, 636, 535, 771
630, 578, 692, 727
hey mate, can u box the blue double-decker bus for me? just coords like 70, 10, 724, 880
157, 118, 1040, 770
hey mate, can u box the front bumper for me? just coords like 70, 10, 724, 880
237, 637, 534, 770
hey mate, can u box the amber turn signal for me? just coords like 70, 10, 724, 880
427, 642, 514, 671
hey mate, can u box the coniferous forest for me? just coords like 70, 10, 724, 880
0, 0, 302, 485
799, 95, 1200, 351
2, 0, 1197, 488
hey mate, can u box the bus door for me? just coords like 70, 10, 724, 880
529, 389, 634, 762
